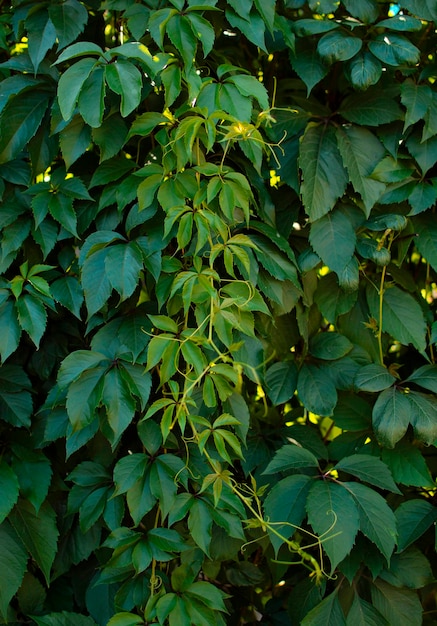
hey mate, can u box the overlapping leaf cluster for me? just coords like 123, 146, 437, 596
0, 0, 436, 624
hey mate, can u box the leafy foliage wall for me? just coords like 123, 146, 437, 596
1, 0, 437, 624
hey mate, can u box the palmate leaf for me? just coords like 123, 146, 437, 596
307, 480, 360, 573
299, 123, 348, 221
48, 0, 88, 49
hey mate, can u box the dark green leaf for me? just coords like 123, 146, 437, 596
382, 442, 434, 488
345, 482, 397, 560
0, 461, 19, 524
309, 208, 356, 275
406, 131, 437, 175
290, 40, 328, 94
336, 125, 386, 214
297, 363, 338, 416
307, 480, 359, 572
343, 0, 379, 23
309, 332, 353, 360
414, 213, 437, 271
48, 0, 89, 50
405, 391, 437, 445
354, 364, 396, 392
346, 52, 382, 90
395, 499, 437, 552
26, 11, 57, 73
0, 299, 21, 362
0, 522, 28, 620
370, 579, 422, 626
34, 612, 97, 626
335, 455, 400, 493
104, 243, 142, 301
264, 444, 319, 474
317, 31, 362, 64
340, 91, 403, 127
301, 589, 346, 626
299, 123, 348, 221
0, 90, 49, 164
332, 393, 372, 431
264, 361, 298, 405
372, 387, 411, 448
263, 474, 312, 553
346, 594, 388, 626
105, 60, 142, 118
367, 284, 427, 353
16, 293, 47, 348
57, 58, 96, 122
380, 546, 433, 589
78, 66, 105, 128
368, 33, 420, 67
9, 499, 59, 585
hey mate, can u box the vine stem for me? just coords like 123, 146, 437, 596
377, 264, 387, 367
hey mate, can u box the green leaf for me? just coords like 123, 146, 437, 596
336, 126, 386, 214
354, 364, 396, 392
307, 480, 359, 572
12, 447, 52, 513
299, 123, 348, 221
9, 499, 59, 585
314, 273, 358, 324
395, 499, 437, 552
378, 15, 423, 31
227, 74, 269, 111
0, 90, 49, 164
401, 79, 433, 132
340, 90, 402, 127
0, 299, 21, 362
380, 546, 433, 589
34, 612, 97, 626
290, 39, 328, 94
51, 276, 84, 319
107, 613, 143, 626
370, 579, 422, 626
347, 594, 388, 626
407, 181, 437, 216
372, 387, 411, 448
26, 11, 57, 73
309, 332, 353, 360
16, 293, 47, 348
225, 8, 266, 52
186, 12, 215, 57
368, 33, 420, 67
60, 115, 92, 170
57, 350, 108, 388
414, 213, 437, 271
0, 461, 19, 524
263, 475, 312, 553
264, 361, 298, 405
92, 114, 127, 163
301, 589, 346, 626
297, 363, 338, 416
345, 482, 397, 561
347, 50, 382, 89
406, 364, 437, 392
405, 391, 437, 445
66, 367, 106, 430
382, 442, 434, 488
406, 131, 437, 175
48, 0, 88, 49
105, 60, 142, 118
335, 455, 400, 493
309, 208, 356, 275
343, 0, 379, 22
103, 368, 136, 447
188, 498, 212, 556
317, 31, 362, 64
264, 444, 319, 474
367, 285, 427, 353
0, 522, 28, 620
332, 393, 372, 431
166, 14, 197, 69
57, 58, 96, 122
78, 66, 105, 128
104, 243, 143, 301
81, 248, 112, 318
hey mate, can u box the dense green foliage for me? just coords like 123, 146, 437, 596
1, 0, 437, 623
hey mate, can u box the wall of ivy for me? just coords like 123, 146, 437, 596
0, 0, 436, 624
